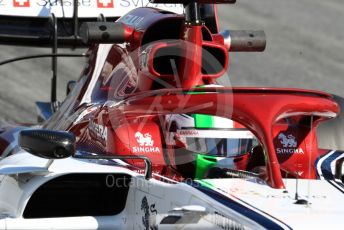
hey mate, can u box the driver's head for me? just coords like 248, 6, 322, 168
166, 114, 257, 179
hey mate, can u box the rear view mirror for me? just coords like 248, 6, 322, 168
142, 41, 227, 78
19, 129, 75, 159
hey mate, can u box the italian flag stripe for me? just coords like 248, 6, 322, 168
193, 114, 214, 128
191, 85, 216, 128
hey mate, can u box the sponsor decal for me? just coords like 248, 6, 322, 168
176, 129, 255, 139
89, 121, 107, 142
276, 133, 304, 154
178, 130, 199, 136
121, 14, 144, 26
266, 194, 327, 199
205, 211, 251, 230
135, 132, 153, 146
276, 148, 304, 154
141, 196, 158, 230
278, 133, 297, 148
13, 0, 30, 7
119, 0, 182, 8
132, 146, 160, 153
132, 132, 160, 153
37, 0, 91, 7
97, 0, 113, 8
1, 0, 182, 17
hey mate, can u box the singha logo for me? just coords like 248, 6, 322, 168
135, 132, 154, 146
278, 133, 297, 147
276, 133, 304, 154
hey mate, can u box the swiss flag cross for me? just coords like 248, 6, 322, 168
97, 0, 114, 8
13, 0, 30, 7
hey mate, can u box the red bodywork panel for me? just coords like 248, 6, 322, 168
113, 122, 165, 173
69, 87, 338, 189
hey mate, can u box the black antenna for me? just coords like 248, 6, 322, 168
50, 1, 80, 107
294, 171, 308, 205
73, 0, 79, 41
50, 13, 58, 105
295, 172, 299, 200
184, 1, 202, 25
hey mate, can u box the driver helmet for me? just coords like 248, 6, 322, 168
166, 113, 258, 179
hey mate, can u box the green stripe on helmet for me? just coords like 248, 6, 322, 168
192, 114, 214, 128
192, 108, 218, 179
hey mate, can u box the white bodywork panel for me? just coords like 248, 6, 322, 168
0, 151, 261, 229
203, 178, 344, 230
0, 150, 343, 229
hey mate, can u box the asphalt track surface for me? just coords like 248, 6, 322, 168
0, 0, 343, 148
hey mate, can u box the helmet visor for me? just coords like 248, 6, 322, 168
175, 129, 256, 157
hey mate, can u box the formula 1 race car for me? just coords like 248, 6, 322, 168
0, 0, 343, 229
